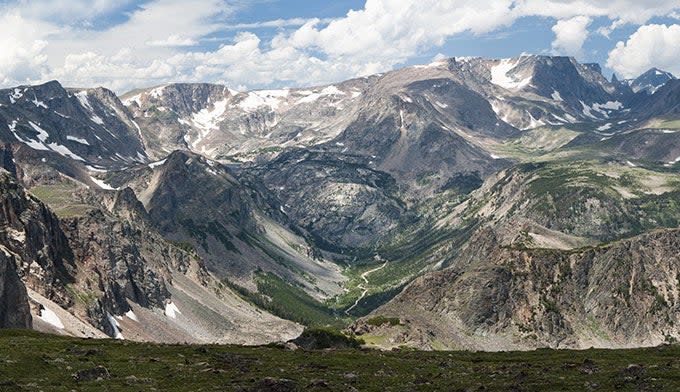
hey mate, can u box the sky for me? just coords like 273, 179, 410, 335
0, 0, 679, 93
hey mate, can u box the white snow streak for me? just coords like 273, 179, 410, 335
490, 59, 532, 90
66, 135, 89, 145
39, 307, 64, 329
164, 302, 181, 319
107, 313, 124, 339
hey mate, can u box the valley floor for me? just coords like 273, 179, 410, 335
2, 330, 680, 391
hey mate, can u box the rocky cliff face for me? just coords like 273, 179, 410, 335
0, 168, 300, 342
0, 168, 170, 334
0, 81, 147, 169
0, 169, 75, 306
361, 227, 680, 350
0, 248, 31, 328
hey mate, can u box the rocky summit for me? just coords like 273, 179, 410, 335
1, 55, 680, 351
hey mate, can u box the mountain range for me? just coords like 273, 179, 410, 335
1, 54, 679, 350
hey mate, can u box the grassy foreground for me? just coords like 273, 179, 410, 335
2, 330, 680, 391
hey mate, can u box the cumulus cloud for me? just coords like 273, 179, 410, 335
221, 17, 335, 30
147, 35, 198, 47
606, 24, 680, 78
0, 11, 54, 86
551, 16, 591, 57
596, 19, 626, 38
513, 0, 680, 25
10, 0, 136, 23
1, 0, 680, 91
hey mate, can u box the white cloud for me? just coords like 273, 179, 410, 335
551, 16, 592, 57
1, 0, 679, 92
512, 0, 680, 25
147, 35, 198, 47
0, 11, 54, 86
596, 19, 627, 38
221, 17, 335, 30
606, 24, 680, 78
8, 0, 136, 23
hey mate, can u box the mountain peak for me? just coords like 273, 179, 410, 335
630, 67, 675, 94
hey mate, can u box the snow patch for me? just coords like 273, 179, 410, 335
66, 135, 89, 145
580, 101, 598, 119
8, 121, 48, 151
184, 99, 229, 148
9, 88, 23, 104
148, 158, 167, 169
320, 85, 344, 96
551, 90, 563, 101
16, 122, 51, 151
39, 307, 64, 329
106, 313, 124, 339
593, 101, 623, 111
490, 100, 513, 125
28, 121, 49, 142
125, 310, 139, 322
564, 113, 577, 123
297, 85, 345, 104
239, 89, 289, 111
551, 114, 567, 123
48, 143, 85, 161
123, 94, 142, 107
75, 91, 93, 111
524, 111, 545, 130
149, 85, 166, 99
90, 115, 104, 125
597, 123, 612, 131
86, 165, 108, 173
490, 58, 532, 90
75, 91, 105, 124
31, 96, 48, 109
90, 176, 116, 190
164, 302, 181, 319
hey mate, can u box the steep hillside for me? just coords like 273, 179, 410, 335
0, 81, 147, 168
0, 168, 301, 343
0, 250, 31, 328
104, 150, 345, 300
360, 227, 680, 351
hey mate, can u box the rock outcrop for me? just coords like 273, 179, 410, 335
365, 228, 680, 350
0, 248, 31, 328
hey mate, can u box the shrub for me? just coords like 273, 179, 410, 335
290, 327, 364, 350
365, 316, 401, 327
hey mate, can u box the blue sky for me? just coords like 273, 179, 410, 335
0, 0, 679, 92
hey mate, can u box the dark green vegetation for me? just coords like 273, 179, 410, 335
290, 327, 363, 349
226, 273, 346, 327
4, 330, 680, 391
364, 316, 401, 327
